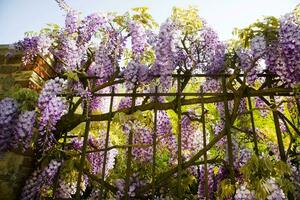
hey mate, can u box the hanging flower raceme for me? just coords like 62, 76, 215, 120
157, 110, 177, 156
94, 29, 125, 83
77, 13, 106, 45
0, 98, 36, 152
199, 24, 226, 74
124, 60, 150, 90
15, 110, 36, 150
181, 113, 199, 158
277, 13, 300, 86
197, 165, 216, 199
152, 20, 177, 89
15, 35, 53, 66
65, 10, 79, 35
21, 160, 62, 200
129, 20, 147, 56
265, 12, 300, 87
115, 174, 148, 199
37, 78, 68, 152
55, 174, 88, 199
71, 134, 118, 176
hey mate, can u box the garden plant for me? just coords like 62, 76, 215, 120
1, 1, 300, 199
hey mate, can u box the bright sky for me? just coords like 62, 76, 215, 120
0, 0, 299, 44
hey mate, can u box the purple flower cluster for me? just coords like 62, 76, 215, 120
197, 165, 216, 199
197, 23, 225, 74
38, 78, 68, 152
38, 78, 67, 110
16, 35, 52, 65
55, 180, 76, 198
72, 134, 118, 176
0, 98, 36, 152
152, 20, 176, 89
250, 35, 266, 58
290, 166, 300, 199
181, 114, 198, 157
94, 41, 115, 82
235, 183, 255, 199
0, 98, 20, 152
0, 97, 19, 125
132, 126, 153, 162
15, 111, 36, 150
87, 136, 118, 175
115, 174, 147, 199
124, 60, 150, 90
21, 160, 62, 200
129, 21, 147, 55
118, 96, 142, 110
214, 120, 225, 136
239, 148, 252, 166
277, 14, 300, 86
38, 78, 68, 132
65, 10, 79, 35
157, 111, 177, 155
77, 13, 106, 45
118, 97, 133, 110
266, 178, 286, 199
39, 97, 68, 133
254, 97, 269, 117
55, 175, 88, 198
202, 78, 222, 92
238, 98, 248, 114
265, 13, 300, 87
53, 35, 84, 72
236, 47, 262, 86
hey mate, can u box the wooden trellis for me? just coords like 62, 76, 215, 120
54, 71, 299, 200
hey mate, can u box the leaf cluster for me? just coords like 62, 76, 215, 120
233, 16, 279, 48
4, 86, 38, 111
240, 155, 294, 199
171, 6, 202, 34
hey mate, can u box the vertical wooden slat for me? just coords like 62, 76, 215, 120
247, 96, 259, 156
75, 98, 91, 199
221, 76, 235, 183
270, 95, 286, 162
200, 86, 209, 199
124, 88, 137, 200
177, 72, 182, 198
52, 96, 73, 196
99, 87, 115, 199
152, 86, 158, 199
267, 77, 286, 162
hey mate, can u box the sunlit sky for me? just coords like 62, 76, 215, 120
0, 0, 299, 44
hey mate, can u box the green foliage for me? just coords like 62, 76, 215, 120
217, 179, 235, 200
113, 12, 131, 28
294, 3, 300, 23
41, 23, 61, 34
233, 16, 279, 48
25, 23, 60, 37
141, 48, 155, 64
113, 110, 148, 125
131, 7, 158, 28
113, 7, 158, 29
4, 86, 38, 111
171, 6, 202, 34
240, 155, 294, 199
65, 69, 79, 81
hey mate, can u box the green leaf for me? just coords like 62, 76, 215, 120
65, 70, 79, 81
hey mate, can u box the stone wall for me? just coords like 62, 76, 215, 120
0, 45, 55, 199
0, 152, 33, 200
0, 44, 55, 97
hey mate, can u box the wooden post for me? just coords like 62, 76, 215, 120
200, 86, 209, 199
99, 87, 115, 199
